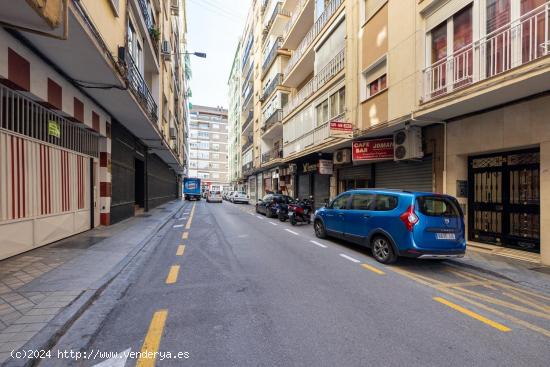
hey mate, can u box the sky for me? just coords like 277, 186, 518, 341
186, 0, 251, 109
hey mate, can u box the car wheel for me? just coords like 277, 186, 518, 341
255, 204, 260, 213
371, 236, 397, 264
314, 220, 326, 238
266, 208, 273, 218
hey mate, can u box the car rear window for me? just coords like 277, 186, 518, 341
416, 196, 460, 217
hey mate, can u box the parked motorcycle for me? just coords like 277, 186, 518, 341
276, 199, 294, 222
287, 197, 313, 225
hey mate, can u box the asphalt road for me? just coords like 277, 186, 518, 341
41, 200, 550, 366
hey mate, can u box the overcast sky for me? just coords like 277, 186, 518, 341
186, 0, 250, 109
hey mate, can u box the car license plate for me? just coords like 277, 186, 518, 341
436, 233, 456, 240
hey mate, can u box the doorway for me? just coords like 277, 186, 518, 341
134, 158, 145, 211
468, 149, 540, 253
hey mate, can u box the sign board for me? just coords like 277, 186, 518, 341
318, 159, 333, 175
352, 138, 393, 161
48, 120, 60, 138
302, 162, 318, 173
330, 120, 353, 138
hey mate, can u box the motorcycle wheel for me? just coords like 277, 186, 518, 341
290, 216, 297, 226
278, 213, 286, 222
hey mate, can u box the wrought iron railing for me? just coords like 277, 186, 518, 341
263, 3, 290, 39
283, 47, 345, 118
242, 137, 253, 153
125, 52, 159, 122
242, 87, 253, 112
284, 0, 343, 76
261, 109, 282, 134
242, 62, 254, 94
242, 110, 253, 132
242, 161, 254, 175
262, 37, 283, 76
262, 147, 283, 164
422, 2, 550, 102
261, 73, 283, 102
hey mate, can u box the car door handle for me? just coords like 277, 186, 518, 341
362, 215, 371, 219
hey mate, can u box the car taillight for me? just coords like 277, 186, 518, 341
400, 205, 419, 232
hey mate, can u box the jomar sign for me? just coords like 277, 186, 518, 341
352, 137, 393, 161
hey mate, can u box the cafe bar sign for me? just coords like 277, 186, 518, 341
352, 137, 393, 161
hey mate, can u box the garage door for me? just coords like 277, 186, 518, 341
375, 157, 433, 192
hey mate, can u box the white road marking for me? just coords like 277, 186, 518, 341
256, 215, 265, 220
310, 240, 328, 248
173, 224, 184, 228
340, 254, 361, 263
285, 229, 299, 236
269, 221, 278, 226
177, 217, 187, 221
249, 213, 255, 216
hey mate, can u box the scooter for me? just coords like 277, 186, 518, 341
276, 199, 294, 222
287, 197, 313, 226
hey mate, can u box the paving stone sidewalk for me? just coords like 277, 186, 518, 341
0, 200, 184, 364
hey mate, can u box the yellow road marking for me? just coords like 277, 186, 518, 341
165, 265, 180, 284
502, 291, 550, 313
136, 310, 168, 367
182, 232, 188, 239
176, 245, 185, 256
434, 297, 511, 332
185, 203, 196, 229
361, 263, 385, 275
391, 267, 550, 338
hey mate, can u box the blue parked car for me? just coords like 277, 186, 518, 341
313, 189, 466, 264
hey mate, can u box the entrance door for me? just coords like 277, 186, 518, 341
468, 149, 540, 252
135, 158, 145, 209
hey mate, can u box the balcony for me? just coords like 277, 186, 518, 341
422, 2, 550, 103
262, 37, 284, 77
136, 0, 159, 56
242, 62, 254, 94
242, 161, 254, 176
242, 110, 253, 132
242, 87, 253, 112
283, 119, 332, 158
261, 109, 283, 135
262, 147, 283, 164
125, 52, 158, 123
284, 0, 343, 79
261, 73, 283, 102
283, 47, 345, 119
242, 136, 253, 153
263, 2, 290, 42
283, 0, 314, 49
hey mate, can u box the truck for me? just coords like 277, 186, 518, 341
183, 178, 201, 201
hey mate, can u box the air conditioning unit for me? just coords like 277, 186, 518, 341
161, 40, 172, 61
393, 126, 423, 161
333, 149, 351, 164
169, 127, 177, 139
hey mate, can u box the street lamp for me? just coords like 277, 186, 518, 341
184, 51, 206, 58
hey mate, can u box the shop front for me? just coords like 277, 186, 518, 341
295, 157, 333, 209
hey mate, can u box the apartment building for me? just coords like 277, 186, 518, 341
228, 44, 243, 190
0, 0, 190, 260
230, 0, 550, 264
188, 105, 229, 191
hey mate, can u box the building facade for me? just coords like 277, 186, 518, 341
188, 105, 229, 191
228, 44, 243, 190
229, 0, 550, 265
0, 0, 190, 260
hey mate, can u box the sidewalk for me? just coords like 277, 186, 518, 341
0, 200, 184, 364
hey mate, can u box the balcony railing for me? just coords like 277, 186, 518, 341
137, 0, 158, 53
242, 161, 254, 175
283, 47, 345, 118
261, 109, 283, 134
284, 0, 308, 40
262, 37, 283, 76
261, 73, 283, 102
242, 88, 253, 112
263, 3, 290, 39
283, 120, 332, 158
125, 53, 158, 122
242, 137, 253, 153
262, 148, 283, 164
423, 2, 550, 102
242, 110, 253, 132
284, 0, 343, 76
242, 62, 254, 94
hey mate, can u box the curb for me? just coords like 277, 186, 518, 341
2, 201, 185, 367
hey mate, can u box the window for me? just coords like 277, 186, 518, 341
351, 193, 375, 210
372, 195, 398, 211
198, 131, 209, 139
213, 134, 220, 140
212, 143, 220, 151
315, 100, 329, 126
330, 194, 350, 209
363, 0, 387, 23
213, 173, 220, 179
212, 123, 219, 129
362, 57, 387, 100
315, 19, 346, 72
416, 196, 460, 217
212, 163, 220, 169
212, 153, 220, 160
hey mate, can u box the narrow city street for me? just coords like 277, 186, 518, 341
38, 200, 550, 367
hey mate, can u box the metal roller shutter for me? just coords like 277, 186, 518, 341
313, 174, 330, 209
375, 157, 433, 192
298, 174, 310, 199
338, 165, 372, 180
